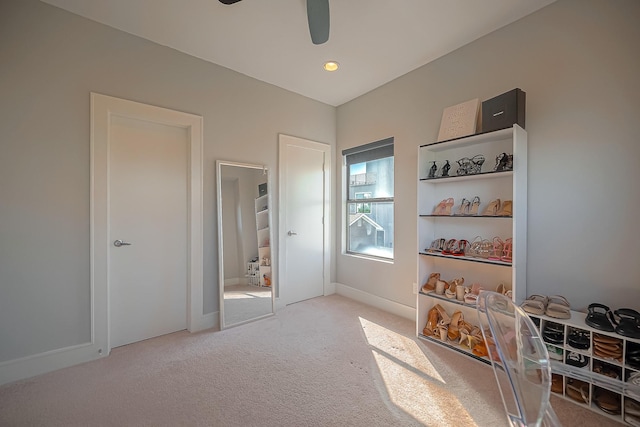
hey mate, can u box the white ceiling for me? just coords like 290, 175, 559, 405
41, 0, 555, 106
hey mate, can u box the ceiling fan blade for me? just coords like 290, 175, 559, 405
219, 0, 242, 4
307, 0, 330, 45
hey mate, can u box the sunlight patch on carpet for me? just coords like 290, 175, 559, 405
360, 317, 479, 426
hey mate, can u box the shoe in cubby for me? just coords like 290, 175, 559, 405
567, 327, 591, 351
592, 359, 621, 380
542, 320, 564, 345
592, 386, 621, 416
566, 350, 589, 369
565, 377, 590, 405
627, 342, 640, 370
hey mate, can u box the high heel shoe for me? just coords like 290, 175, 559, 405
501, 238, 513, 263
443, 198, 454, 215
423, 306, 439, 336
488, 237, 504, 261
482, 198, 500, 216
447, 311, 463, 341
496, 200, 512, 216
426, 238, 445, 253
427, 161, 437, 179
468, 196, 481, 215
456, 158, 472, 176
439, 160, 451, 177
452, 239, 468, 256
470, 155, 485, 174
466, 236, 483, 257
441, 239, 457, 255
421, 272, 440, 293
433, 199, 447, 215
446, 278, 464, 300
494, 153, 512, 172
454, 198, 470, 216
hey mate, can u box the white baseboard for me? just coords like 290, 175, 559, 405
324, 282, 336, 295
191, 311, 218, 332
224, 277, 242, 287
0, 312, 220, 386
333, 282, 416, 321
0, 341, 104, 386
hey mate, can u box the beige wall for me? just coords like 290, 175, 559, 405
336, 0, 640, 311
0, 0, 335, 363
2, 0, 639, 377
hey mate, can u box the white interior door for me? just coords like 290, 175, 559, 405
279, 135, 330, 304
109, 115, 188, 348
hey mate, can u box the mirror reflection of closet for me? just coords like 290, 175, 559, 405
216, 160, 274, 329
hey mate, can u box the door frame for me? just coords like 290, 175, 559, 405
91, 93, 203, 355
278, 134, 331, 305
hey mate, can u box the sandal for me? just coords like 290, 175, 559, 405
439, 160, 451, 177
501, 238, 513, 263
433, 199, 447, 215
496, 200, 513, 216
468, 196, 481, 215
466, 236, 483, 257
452, 239, 468, 256
470, 155, 485, 174
445, 278, 464, 299
566, 379, 590, 404
565, 351, 589, 368
441, 239, 457, 255
521, 295, 548, 315
613, 308, 640, 339
478, 238, 493, 258
585, 303, 616, 332
443, 198, 454, 215
426, 238, 446, 253
545, 295, 571, 319
551, 374, 563, 393
454, 198, 470, 216
423, 304, 450, 337
567, 329, 590, 350
487, 237, 504, 261
495, 283, 512, 299
464, 283, 483, 306
593, 387, 621, 415
447, 311, 463, 341
482, 198, 500, 216
421, 272, 440, 293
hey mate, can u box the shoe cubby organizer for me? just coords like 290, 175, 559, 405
529, 310, 640, 425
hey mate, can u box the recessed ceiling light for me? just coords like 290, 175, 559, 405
323, 61, 339, 72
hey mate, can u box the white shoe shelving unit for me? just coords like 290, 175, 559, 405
416, 125, 527, 362
255, 193, 271, 287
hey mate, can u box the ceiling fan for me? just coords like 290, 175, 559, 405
218, 0, 330, 45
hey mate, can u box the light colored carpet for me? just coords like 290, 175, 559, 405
223, 284, 273, 326
0, 294, 621, 426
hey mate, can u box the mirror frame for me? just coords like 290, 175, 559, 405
216, 160, 275, 329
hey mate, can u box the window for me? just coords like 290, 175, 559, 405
343, 137, 394, 260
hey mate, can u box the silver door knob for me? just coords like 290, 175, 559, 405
287, 231, 297, 236
113, 239, 132, 247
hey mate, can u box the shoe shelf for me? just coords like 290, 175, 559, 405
417, 125, 527, 356
419, 214, 512, 218
416, 292, 492, 366
419, 169, 513, 183
420, 289, 482, 308
418, 333, 490, 365
529, 310, 640, 424
419, 251, 512, 267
